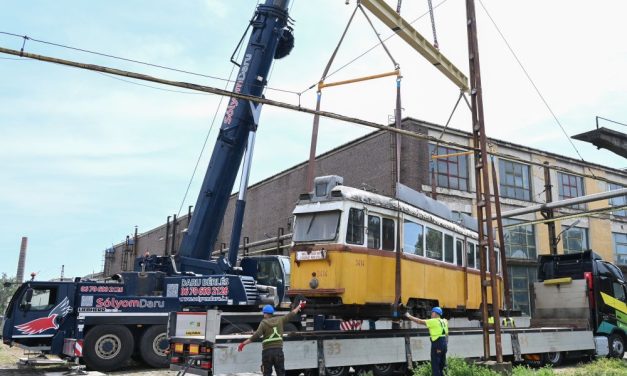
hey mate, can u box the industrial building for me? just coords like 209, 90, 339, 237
103, 117, 627, 316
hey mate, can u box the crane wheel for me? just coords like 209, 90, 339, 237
83, 325, 134, 371
139, 325, 169, 368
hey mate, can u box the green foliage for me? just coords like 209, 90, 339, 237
512, 365, 555, 376
413, 357, 502, 376
570, 357, 627, 376
0, 273, 19, 315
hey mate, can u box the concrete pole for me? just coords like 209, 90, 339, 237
16, 237, 28, 282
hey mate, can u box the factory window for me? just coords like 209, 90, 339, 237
444, 234, 455, 263
456, 240, 464, 267
609, 183, 627, 217
509, 266, 535, 315
367, 215, 381, 249
425, 227, 443, 260
403, 220, 424, 256
382, 218, 396, 251
467, 242, 476, 269
503, 219, 537, 260
558, 172, 585, 209
614, 233, 627, 266
499, 159, 531, 201
429, 144, 469, 191
562, 226, 589, 254
346, 208, 364, 245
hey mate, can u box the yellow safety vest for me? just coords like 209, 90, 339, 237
502, 318, 516, 327
262, 327, 282, 344
488, 316, 495, 325
426, 318, 448, 342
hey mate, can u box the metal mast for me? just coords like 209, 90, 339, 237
465, 0, 503, 362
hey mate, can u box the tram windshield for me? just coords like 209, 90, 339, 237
294, 211, 341, 242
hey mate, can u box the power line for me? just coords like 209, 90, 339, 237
0, 30, 301, 97
476, 0, 597, 179
1, 45, 625, 189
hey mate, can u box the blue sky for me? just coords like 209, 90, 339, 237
1, 0, 626, 280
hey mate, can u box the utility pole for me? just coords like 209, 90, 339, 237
542, 162, 558, 254
465, 0, 503, 362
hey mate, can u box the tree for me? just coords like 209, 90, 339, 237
0, 273, 19, 315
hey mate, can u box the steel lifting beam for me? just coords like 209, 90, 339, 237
360, 0, 469, 91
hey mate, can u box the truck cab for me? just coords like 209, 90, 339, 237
536, 250, 627, 358
2, 281, 76, 353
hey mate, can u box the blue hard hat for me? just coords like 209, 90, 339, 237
432, 307, 443, 316
262, 305, 275, 314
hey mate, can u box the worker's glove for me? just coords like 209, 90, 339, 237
298, 300, 307, 310
237, 342, 246, 352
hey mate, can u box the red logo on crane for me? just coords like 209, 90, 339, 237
15, 297, 72, 335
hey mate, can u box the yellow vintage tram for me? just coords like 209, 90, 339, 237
288, 176, 502, 318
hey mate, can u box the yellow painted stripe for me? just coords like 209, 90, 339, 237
600, 292, 627, 315
543, 277, 572, 285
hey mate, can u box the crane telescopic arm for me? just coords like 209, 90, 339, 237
177, 0, 294, 273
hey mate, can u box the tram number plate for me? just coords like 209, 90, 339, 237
296, 249, 327, 261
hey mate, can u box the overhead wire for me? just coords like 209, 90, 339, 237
0, 30, 301, 97
174, 0, 267, 217
476, 0, 597, 179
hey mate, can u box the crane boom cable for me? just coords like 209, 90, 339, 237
0, 45, 624, 188
476, 0, 596, 179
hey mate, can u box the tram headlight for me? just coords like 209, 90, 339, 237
309, 276, 319, 289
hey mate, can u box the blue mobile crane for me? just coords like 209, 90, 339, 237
2, 0, 295, 371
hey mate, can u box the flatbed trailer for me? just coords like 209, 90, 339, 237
167, 310, 604, 376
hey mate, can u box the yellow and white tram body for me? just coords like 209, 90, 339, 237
288, 177, 502, 318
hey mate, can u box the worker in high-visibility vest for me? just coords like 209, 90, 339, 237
405, 307, 449, 376
238, 301, 306, 376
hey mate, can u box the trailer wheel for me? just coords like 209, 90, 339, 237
325, 366, 349, 376
371, 363, 395, 376
139, 325, 169, 368
541, 352, 563, 366
83, 325, 134, 371
221, 323, 254, 334
608, 333, 625, 359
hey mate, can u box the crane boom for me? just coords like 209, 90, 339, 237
177, 0, 293, 273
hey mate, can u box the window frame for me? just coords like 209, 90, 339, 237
499, 159, 532, 201
346, 208, 365, 245
608, 183, 627, 217
429, 144, 470, 192
425, 226, 444, 261
562, 226, 589, 254
367, 214, 381, 250
381, 218, 396, 251
557, 172, 585, 209
403, 219, 424, 256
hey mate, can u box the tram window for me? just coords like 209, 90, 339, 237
444, 234, 454, 263
425, 227, 443, 260
467, 242, 476, 269
456, 240, 464, 266
293, 211, 341, 242
382, 218, 395, 251
368, 215, 381, 249
346, 208, 365, 245
403, 220, 424, 256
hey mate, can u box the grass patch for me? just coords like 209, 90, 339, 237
413, 357, 502, 376
570, 358, 627, 376
513, 365, 555, 376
